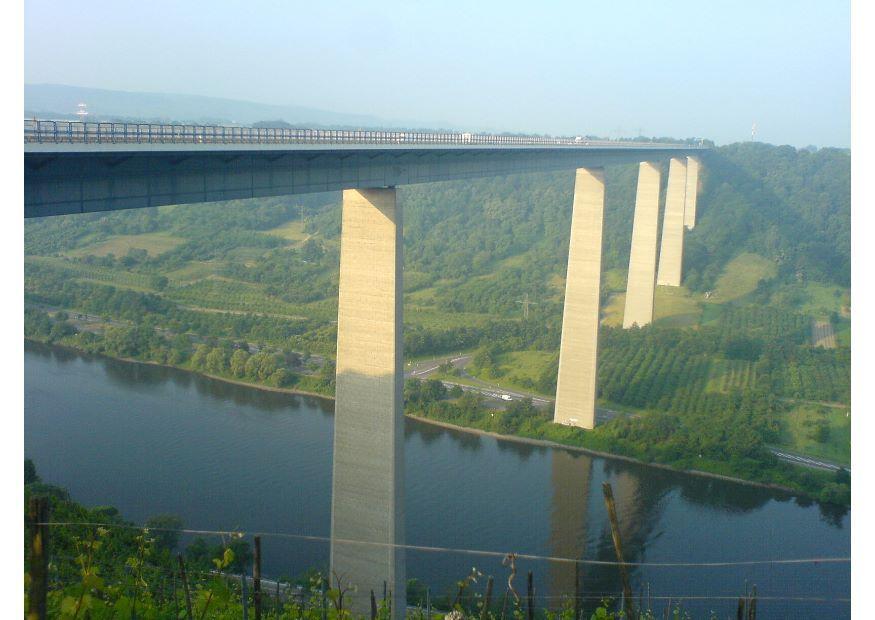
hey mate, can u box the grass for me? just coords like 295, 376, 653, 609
709, 252, 777, 303
264, 219, 308, 242
834, 317, 851, 348
68, 233, 184, 258
775, 403, 851, 465
164, 261, 226, 282
463, 349, 556, 397
601, 292, 626, 327
602, 268, 628, 293
404, 306, 494, 329
653, 285, 702, 327
699, 302, 724, 325
772, 281, 849, 317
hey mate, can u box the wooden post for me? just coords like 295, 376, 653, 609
426, 587, 431, 620
242, 572, 249, 620
172, 572, 179, 619
177, 555, 193, 620
526, 571, 534, 620
747, 586, 757, 620
276, 581, 280, 616
27, 496, 49, 620
602, 482, 634, 618
253, 536, 262, 620
371, 589, 378, 620
481, 575, 494, 620
573, 562, 581, 620
736, 597, 745, 620
321, 576, 327, 620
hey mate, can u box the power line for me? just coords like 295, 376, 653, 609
39, 522, 850, 569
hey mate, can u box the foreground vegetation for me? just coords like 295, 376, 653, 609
25, 463, 688, 619
24, 142, 851, 504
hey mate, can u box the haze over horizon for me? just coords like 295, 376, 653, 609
25, 0, 850, 147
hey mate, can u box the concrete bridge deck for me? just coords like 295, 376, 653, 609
24, 119, 703, 217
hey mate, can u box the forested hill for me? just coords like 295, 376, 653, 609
25, 142, 850, 308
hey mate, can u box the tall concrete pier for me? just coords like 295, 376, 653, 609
623, 163, 662, 328
554, 168, 605, 429
683, 156, 700, 229
656, 158, 688, 287
330, 188, 405, 617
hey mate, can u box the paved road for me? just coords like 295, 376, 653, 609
404, 353, 626, 423
770, 448, 849, 472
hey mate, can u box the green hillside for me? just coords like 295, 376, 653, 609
24, 142, 851, 502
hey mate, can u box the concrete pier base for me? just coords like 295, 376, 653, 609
656, 158, 688, 287
684, 156, 700, 229
554, 168, 605, 430
330, 188, 405, 618
623, 162, 661, 328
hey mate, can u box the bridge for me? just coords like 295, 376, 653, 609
24, 119, 706, 617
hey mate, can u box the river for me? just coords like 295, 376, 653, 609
24, 341, 850, 618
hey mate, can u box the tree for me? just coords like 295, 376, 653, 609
230, 349, 249, 378
190, 344, 210, 370
25, 458, 40, 485
205, 347, 227, 374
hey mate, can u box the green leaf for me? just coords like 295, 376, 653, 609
60, 596, 79, 615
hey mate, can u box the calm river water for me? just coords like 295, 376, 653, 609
24, 342, 850, 618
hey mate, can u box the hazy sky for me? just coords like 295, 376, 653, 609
25, 0, 850, 147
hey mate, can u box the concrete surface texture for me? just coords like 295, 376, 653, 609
330, 188, 405, 618
656, 158, 688, 287
623, 162, 662, 328
554, 168, 605, 430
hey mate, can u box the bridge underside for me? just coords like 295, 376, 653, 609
25, 146, 694, 217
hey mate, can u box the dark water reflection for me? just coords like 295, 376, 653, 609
24, 342, 850, 618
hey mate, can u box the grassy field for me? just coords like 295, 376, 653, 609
464, 349, 556, 397
709, 252, 777, 303
653, 285, 702, 327
264, 219, 308, 242
775, 403, 851, 465
404, 306, 495, 329
772, 281, 848, 317
68, 233, 184, 258
164, 260, 226, 282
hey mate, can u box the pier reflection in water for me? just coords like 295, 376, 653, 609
24, 342, 850, 618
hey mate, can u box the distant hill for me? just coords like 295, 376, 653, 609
24, 83, 407, 128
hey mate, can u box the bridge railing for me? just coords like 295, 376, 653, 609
24, 119, 697, 149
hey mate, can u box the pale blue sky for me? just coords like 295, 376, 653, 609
24, 0, 850, 147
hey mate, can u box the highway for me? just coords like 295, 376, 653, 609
770, 449, 849, 472
24, 119, 704, 217
24, 118, 698, 150
404, 354, 624, 424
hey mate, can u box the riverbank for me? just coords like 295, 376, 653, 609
406, 414, 801, 495
27, 337, 828, 501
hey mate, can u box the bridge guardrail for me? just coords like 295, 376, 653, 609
24, 119, 701, 149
